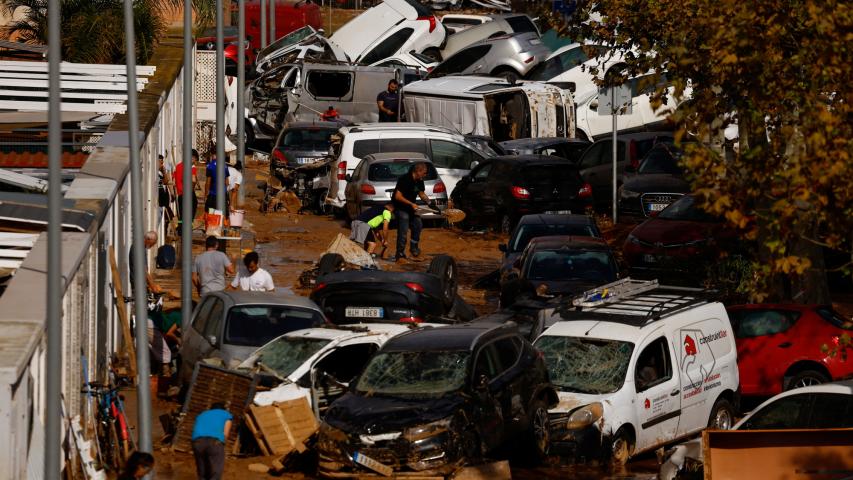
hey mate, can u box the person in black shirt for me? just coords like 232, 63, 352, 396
392, 163, 436, 261
376, 79, 399, 122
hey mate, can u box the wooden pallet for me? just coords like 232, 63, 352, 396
246, 398, 317, 456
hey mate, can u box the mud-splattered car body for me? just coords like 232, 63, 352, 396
317, 323, 558, 476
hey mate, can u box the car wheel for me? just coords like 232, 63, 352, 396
527, 399, 550, 462
422, 47, 442, 63
315, 189, 331, 215
610, 427, 634, 465
428, 255, 458, 308
707, 397, 735, 430
318, 253, 345, 276
493, 68, 519, 83
785, 369, 830, 391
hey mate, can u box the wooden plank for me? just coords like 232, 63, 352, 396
245, 408, 271, 455
108, 246, 136, 378
0, 78, 141, 91
0, 72, 147, 83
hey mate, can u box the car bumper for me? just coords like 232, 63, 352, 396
549, 421, 606, 462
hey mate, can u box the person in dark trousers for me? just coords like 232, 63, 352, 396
392, 163, 436, 261
376, 79, 399, 122
203, 153, 230, 213
118, 451, 154, 479
192, 402, 233, 480
174, 148, 199, 230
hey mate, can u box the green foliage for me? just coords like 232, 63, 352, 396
0, 0, 215, 64
569, 0, 853, 302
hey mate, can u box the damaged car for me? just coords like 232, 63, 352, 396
535, 279, 739, 464
317, 322, 558, 476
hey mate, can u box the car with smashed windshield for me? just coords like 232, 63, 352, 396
317, 323, 558, 476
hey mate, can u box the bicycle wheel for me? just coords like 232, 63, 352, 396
108, 421, 123, 471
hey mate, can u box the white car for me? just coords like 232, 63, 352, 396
659, 380, 853, 480
525, 42, 610, 84
441, 13, 539, 59
240, 323, 436, 413
327, 123, 494, 209
329, 0, 446, 65
370, 51, 438, 77
440, 14, 493, 35
534, 278, 740, 464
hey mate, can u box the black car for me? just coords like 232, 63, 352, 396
499, 214, 602, 280
310, 254, 476, 325
499, 137, 591, 164
451, 155, 593, 234
575, 132, 674, 209
317, 323, 558, 476
617, 142, 692, 221
270, 121, 343, 178
500, 235, 619, 307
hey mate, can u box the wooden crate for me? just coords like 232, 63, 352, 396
247, 398, 318, 456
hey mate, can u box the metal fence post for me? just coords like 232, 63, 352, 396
238, 0, 246, 175
216, 0, 226, 215
182, 0, 193, 350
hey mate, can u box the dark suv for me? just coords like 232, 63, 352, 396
270, 121, 342, 178
317, 323, 558, 476
618, 142, 692, 221
451, 155, 593, 233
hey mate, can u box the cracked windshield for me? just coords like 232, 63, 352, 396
536, 336, 634, 394
356, 351, 469, 397
255, 337, 330, 378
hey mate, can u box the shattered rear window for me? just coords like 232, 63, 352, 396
355, 351, 469, 397
535, 336, 633, 394
254, 336, 331, 378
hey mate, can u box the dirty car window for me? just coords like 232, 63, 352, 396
355, 351, 470, 396
225, 306, 324, 347
255, 337, 331, 378
535, 336, 633, 394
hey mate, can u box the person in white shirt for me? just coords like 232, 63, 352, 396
230, 251, 275, 291
227, 159, 243, 212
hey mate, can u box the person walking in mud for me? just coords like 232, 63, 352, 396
392, 163, 438, 262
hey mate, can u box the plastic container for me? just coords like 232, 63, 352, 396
230, 209, 245, 228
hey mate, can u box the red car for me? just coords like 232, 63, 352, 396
728, 304, 853, 396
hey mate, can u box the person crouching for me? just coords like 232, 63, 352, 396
349, 202, 394, 258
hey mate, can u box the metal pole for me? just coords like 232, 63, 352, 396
123, 0, 153, 455
45, 0, 62, 475
269, 0, 276, 43
182, 0, 193, 351
216, 0, 226, 214
611, 87, 618, 223
260, 0, 267, 48
238, 0, 246, 172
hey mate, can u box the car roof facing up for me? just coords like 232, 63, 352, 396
517, 213, 596, 226
206, 290, 321, 311
383, 322, 515, 352
527, 235, 610, 251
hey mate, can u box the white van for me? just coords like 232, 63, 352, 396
534, 278, 739, 463
401, 76, 575, 142
326, 123, 495, 208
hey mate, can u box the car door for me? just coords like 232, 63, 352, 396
182, 296, 217, 373
633, 336, 681, 453
728, 308, 801, 395
454, 161, 493, 223
491, 336, 529, 435
310, 341, 382, 414
471, 342, 506, 451
201, 297, 227, 360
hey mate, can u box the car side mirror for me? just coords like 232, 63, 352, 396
498, 243, 507, 252
469, 160, 479, 170
590, 100, 598, 111
345, 174, 352, 182
207, 335, 217, 347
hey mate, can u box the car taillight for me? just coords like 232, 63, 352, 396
418, 15, 437, 33
578, 182, 593, 199
312, 282, 327, 293
337, 161, 347, 180
273, 149, 287, 165
360, 184, 376, 194
405, 282, 425, 293
524, 56, 535, 64
832, 335, 841, 346
433, 182, 446, 194
510, 186, 530, 199
400, 316, 424, 324
629, 140, 639, 170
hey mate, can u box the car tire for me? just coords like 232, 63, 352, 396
610, 427, 634, 465
318, 253, 345, 277
785, 369, 830, 391
707, 397, 735, 430
492, 67, 520, 83
422, 47, 442, 63
526, 398, 550, 462
428, 254, 458, 307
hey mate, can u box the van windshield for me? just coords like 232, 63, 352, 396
534, 336, 634, 394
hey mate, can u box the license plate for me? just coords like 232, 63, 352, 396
353, 451, 393, 476
643, 254, 658, 263
345, 307, 384, 318
545, 210, 571, 215
648, 203, 667, 212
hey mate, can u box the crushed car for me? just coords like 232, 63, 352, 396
317, 322, 558, 476
535, 279, 739, 464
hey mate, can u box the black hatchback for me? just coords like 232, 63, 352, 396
451, 155, 593, 233
317, 323, 558, 476
617, 142, 692, 221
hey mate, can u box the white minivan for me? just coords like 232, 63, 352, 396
534, 278, 739, 463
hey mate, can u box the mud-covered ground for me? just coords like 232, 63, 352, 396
138, 161, 662, 479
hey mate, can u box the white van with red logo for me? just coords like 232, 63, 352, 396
534, 278, 739, 463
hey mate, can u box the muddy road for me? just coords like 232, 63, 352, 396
149, 162, 659, 479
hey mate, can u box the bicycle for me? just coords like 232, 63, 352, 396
81, 381, 134, 471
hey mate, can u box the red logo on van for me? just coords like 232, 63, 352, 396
684, 335, 697, 356
644, 398, 650, 409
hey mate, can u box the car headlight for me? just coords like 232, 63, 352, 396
566, 402, 603, 430
627, 234, 641, 245
403, 417, 452, 442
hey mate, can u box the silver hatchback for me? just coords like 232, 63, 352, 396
427, 31, 551, 82
344, 152, 449, 220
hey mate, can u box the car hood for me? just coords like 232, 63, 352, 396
631, 219, 717, 245
325, 392, 465, 435
623, 174, 690, 194
550, 390, 608, 413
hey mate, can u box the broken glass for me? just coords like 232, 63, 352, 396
254, 336, 331, 378
535, 336, 634, 394
355, 351, 470, 397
